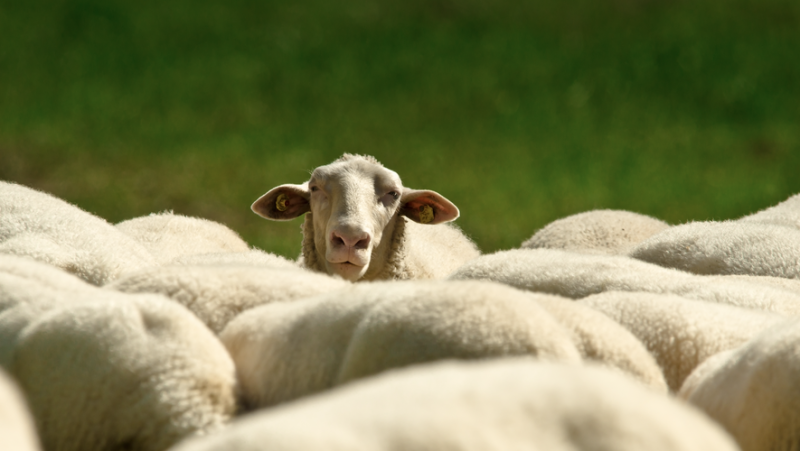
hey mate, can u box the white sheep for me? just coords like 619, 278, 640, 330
220, 280, 583, 409
251, 154, 480, 281
0, 181, 156, 285
168, 249, 299, 269
115, 212, 250, 265
107, 263, 349, 334
0, 368, 40, 451
678, 318, 800, 451
578, 291, 785, 391
629, 220, 800, 279
448, 248, 800, 315
169, 359, 739, 451
521, 209, 670, 255
0, 257, 237, 451
739, 192, 800, 229
530, 293, 667, 391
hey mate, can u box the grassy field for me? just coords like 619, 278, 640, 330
1, 0, 799, 258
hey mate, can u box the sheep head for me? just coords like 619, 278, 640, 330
252, 154, 459, 281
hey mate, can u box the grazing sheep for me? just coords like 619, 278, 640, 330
0, 259, 237, 451
739, 192, 800, 229
678, 318, 800, 451
579, 291, 785, 391
116, 212, 250, 265
449, 248, 800, 315
107, 264, 349, 334
521, 209, 670, 255
251, 154, 480, 281
169, 249, 299, 269
629, 220, 800, 279
220, 280, 582, 409
530, 294, 667, 391
169, 359, 739, 451
0, 368, 40, 451
0, 181, 155, 285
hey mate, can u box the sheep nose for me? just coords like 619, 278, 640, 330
331, 230, 371, 250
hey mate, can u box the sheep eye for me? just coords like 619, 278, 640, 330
389, 191, 399, 200
310, 186, 319, 193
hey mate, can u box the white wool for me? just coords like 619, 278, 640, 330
0, 258, 237, 451
168, 249, 299, 269
252, 154, 480, 282
521, 209, 670, 255
116, 212, 250, 265
530, 293, 667, 391
0, 368, 40, 451
107, 264, 349, 334
0, 181, 155, 285
629, 220, 800, 279
579, 291, 784, 391
678, 318, 800, 451
739, 192, 800, 229
220, 280, 582, 409
448, 248, 800, 315
169, 359, 739, 451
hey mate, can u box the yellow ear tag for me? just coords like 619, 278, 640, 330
276, 193, 289, 212
419, 205, 434, 224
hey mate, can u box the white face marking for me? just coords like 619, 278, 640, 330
307, 159, 403, 281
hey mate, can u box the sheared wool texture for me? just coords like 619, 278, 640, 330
449, 248, 800, 315
521, 209, 670, 255
116, 212, 250, 265
169, 249, 299, 269
530, 293, 667, 391
678, 318, 800, 451
579, 291, 785, 391
0, 256, 237, 451
739, 192, 800, 230
300, 213, 480, 280
0, 181, 155, 285
169, 359, 739, 451
108, 264, 349, 334
629, 220, 800, 279
220, 280, 582, 409
0, 368, 40, 451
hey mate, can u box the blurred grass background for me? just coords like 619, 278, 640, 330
1, 0, 798, 258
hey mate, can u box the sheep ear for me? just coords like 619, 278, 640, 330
399, 189, 460, 224
252, 183, 310, 221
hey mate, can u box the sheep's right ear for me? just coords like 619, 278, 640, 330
252, 183, 310, 221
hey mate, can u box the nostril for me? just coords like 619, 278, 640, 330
354, 237, 370, 250
331, 234, 346, 247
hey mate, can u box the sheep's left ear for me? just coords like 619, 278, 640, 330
399, 189, 460, 224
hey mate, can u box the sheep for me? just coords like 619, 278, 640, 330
578, 291, 785, 391
107, 264, 349, 334
521, 209, 670, 255
251, 154, 480, 282
0, 368, 40, 451
168, 359, 739, 451
0, 181, 156, 285
0, 257, 237, 451
448, 248, 800, 315
530, 293, 667, 391
677, 318, 800, 451
220, 280, 583, 409
168, 249, 299, 269
739, 192, 800, 229
629, 220, 800, 279
115, 212, 250, 265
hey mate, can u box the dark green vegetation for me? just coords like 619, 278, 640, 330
2, 0, 799, 257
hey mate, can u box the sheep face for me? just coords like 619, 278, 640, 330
252, 154, 459, 281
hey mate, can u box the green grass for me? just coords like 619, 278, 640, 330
2, 0, 799, 258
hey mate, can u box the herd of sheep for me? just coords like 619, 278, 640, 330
2, 153, 800, 451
